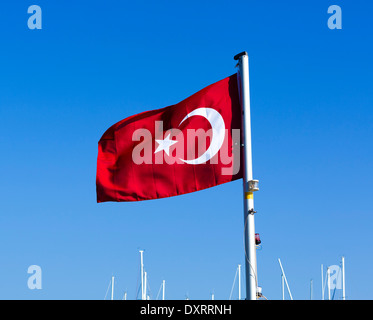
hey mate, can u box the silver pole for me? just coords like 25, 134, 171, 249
310, 279, 313, 300
234, 51, 258, 300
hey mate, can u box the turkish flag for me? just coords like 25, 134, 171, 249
96, 74, 242, 202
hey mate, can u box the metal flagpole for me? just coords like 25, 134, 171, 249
234, 51, 259, 300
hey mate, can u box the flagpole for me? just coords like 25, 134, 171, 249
234, 51, 258, 300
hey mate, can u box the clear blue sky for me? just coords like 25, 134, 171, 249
0, 0, 372, 300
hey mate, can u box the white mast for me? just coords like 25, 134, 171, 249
327, 267, 331, 300
111, 275, 114, 300
342, 256, 346, 300
238, 264, 241, 300
235, 51, 259, 301
278, 258, 293, 300
321, 264, 324, 300
139, 250, 145, 300
162, 280, 166, 300
310, 279, 313, 300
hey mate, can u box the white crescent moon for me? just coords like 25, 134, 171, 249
178, 107, 225, 165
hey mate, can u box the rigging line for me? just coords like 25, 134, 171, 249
229, 266, 239, 300
135, 254, 141, 300
136, 283, 141, 300
146, 273, 153, 299
156, 282, 163, 300
104, 278, 112, 300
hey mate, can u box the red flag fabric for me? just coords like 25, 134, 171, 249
96, 74, 242, 202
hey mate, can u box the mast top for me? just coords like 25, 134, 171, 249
234, 51, 248, 60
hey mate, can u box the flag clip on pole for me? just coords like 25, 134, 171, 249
234, 51, 259, 300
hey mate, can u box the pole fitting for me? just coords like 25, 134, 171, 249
234, 51, 248, 60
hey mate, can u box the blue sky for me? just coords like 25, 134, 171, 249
0, 0, 372, 299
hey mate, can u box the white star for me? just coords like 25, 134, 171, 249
154, 134, 178, 156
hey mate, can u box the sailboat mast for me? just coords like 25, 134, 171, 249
139, 250, 145, 300
342, 256, 346, 300
111, 276, 114, 300
162, 280, 166, 300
